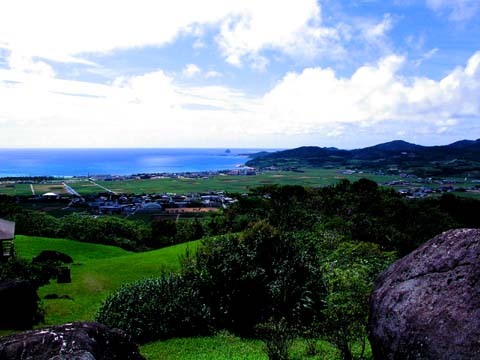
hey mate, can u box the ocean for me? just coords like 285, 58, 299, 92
0, 148, 270, 177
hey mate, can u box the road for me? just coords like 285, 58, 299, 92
89, 180, 118, 195
62, 182, 81, 197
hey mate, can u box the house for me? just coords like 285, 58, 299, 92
0, 218, 15, 261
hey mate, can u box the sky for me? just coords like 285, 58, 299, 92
0, 0, 479, 149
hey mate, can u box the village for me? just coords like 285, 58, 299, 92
79, 191, 238, 216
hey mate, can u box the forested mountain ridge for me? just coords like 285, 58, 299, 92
246, 139, 480, 176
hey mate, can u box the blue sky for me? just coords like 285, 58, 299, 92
0, 0, 479, 148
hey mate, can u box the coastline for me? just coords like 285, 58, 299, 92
0, 148, 273, 178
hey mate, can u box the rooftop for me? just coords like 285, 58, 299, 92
0, 218, 15, 240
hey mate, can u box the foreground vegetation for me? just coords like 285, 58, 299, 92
6, 236, 367, 359
3, 179, 480, 359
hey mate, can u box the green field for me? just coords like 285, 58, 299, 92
4, 170, 479, 199
0, 183, 32, 196
92, 169, 400, 194
65, 180, 108, 195
15, 236, 198, 325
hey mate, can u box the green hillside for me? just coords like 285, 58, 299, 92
15, 235, 198, 325
13, 236, 348, 360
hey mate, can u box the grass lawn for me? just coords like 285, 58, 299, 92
140, 333, 371, 360
15, 235, 198, 326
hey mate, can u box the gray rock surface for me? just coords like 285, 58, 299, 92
368, 228, 480, 360
0, 322, 145, 360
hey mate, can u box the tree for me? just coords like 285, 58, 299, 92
320, 241, 395, 360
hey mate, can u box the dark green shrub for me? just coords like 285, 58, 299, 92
256, 318, 296, 360
14, 211, 61, 238
320, 242, 395, 360
96, 274, 212, 342
182, 222, 326, 336
0, 257, 56, 286
150, 218, 177, 247
0, 258, 58, 329
59, 214, 149, 250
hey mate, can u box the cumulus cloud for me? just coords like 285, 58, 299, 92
215, 0, 343, 66
260, 51, 480, 135
0, 0, 338, 69
1, 50, 479, 147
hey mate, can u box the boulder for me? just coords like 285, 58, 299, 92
368, 228, 480, 360
0, 321, 145, 360
33, 250, 73, 264
0, 279, 40, 329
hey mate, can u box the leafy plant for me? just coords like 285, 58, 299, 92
256, 318, 296, 360
96, 274, 212, 342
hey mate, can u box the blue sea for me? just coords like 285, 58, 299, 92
0, 148, 271, 177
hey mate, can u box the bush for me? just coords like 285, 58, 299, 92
256, 318, 296, 360
14, 211, 61, 238
0, 258, 57, 329
182, 222, 326, 335
96, 274, 212, 342
0, 257, 56, 287
59, 214, 149, 250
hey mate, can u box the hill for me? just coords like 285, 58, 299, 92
246, 139, 480, 177
14, 235, 198, 325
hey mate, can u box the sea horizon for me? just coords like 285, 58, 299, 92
0, 148, 278, 177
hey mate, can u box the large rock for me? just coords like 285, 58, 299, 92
0, 279, 40, 329
0, 322, 145, 360
368, 228, 480, 360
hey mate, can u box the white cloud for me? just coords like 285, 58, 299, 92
0, 0, 337, 69
259, 51, 480, 134
1, 50, 479, 147
215, 0, 343, 66
362, 13, 394, 42
413, 48, 439, 67
8, 52, 56, 78
426, 0, 480, 21
182, 65, 223, 79
182, 64, 201, 78
205, 70, 222, 79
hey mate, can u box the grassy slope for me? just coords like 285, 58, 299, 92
15, 235, 198, 325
